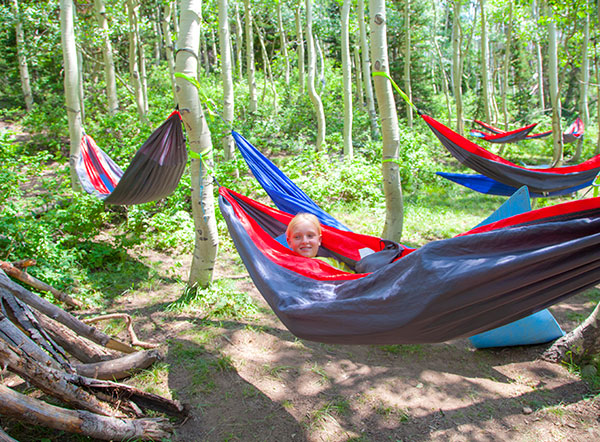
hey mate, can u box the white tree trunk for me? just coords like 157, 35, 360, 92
277, 0, 290, 85
234, 3, 243, 79
369, 0, 403, 242
534, 1, 545, 109
341, 0, 353, 159
218, 0, 235, 163
451, 0, 464, 135
548, 5, 563, 166
12, 0, 33, 112
502, 0, 513, 131
94, 0, 119, 115
162, 1, 177, 105
127, 0, 147, 121
430, 1, 451, 125
244, 0, 257, 113
296, 1, 305, 94
579, 2, 590, 126
354, 45, 364, 106
59, 0, 82, 192
480, 0, 491, 123
403, 0, 413, 128
176, 0, 219, 287
306, 0, 325, 150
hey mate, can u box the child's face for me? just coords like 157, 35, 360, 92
287, 220, 321, 258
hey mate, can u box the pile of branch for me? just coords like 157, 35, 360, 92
0, 267, 187, 441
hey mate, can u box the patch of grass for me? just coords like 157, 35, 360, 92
378, 344, 424, 356
165, 279, 258, 319
309, 362, 330, 385
263, 364, 296, 380
308, 396, 350, 429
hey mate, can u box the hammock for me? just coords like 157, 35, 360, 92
424, 115, 600, 195
436, 172, 595, 197
232, 130, 349, 231
470, 122, 538, 143
471, 118, 584, 143
76, 111, 187, 205
220, 185, 600, 344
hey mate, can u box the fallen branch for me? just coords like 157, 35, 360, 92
0, 271, 135, 353
0, 426, 18, 442
0, 384, 173, 441
0, 260, 83, 309
83, 313, 160, 349
36, 311, 113, 364
74, 350, 161, 380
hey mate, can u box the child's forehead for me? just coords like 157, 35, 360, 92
290, 219, 319, 232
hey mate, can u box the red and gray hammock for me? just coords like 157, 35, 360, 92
76, 110, 187, 205
220, 185, 600, 345
470, 118, 584, 144
425, 115, 600, 195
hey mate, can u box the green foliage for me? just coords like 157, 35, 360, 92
166, 279, 258, 320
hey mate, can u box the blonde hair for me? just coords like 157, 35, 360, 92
286, 213, 321, 239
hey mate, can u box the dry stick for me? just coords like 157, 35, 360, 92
83, 313, 160, 349
0, 271, 135, 353
74, 350, 161, 380
0, 260, 83, 309
0, 384, 173, 441
36, 311, 113, 364
0, 426, 18, 442
1, 289, 71, 367
0, 340, 124, 417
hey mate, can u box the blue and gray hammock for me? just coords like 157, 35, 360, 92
226, 131, 598, 345
76, 110, 187, 205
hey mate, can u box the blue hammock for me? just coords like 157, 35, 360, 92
436, 172, 595, 197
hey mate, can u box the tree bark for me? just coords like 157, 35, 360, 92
218, 0, 236, 164
176, 0, 219, 287
574, 1, 590, 163
277, 0, 290, 85
369, 0, 403, 242
93, 0, 119, 115
74, 350, 160, 380
0, 384, 173, 441
542, 302, 600, 364
501, 0, 513, 132
547, 3, 563, 166
341, 0, 353, 159
37, 311, 113, 363
12, 0, 33, 112
0, 270, 135, 353
162, 1, 178, 105
296, 1, 305, 94
403, 0, 413, 128
127, 0, 147, 121
0, 260, 83, 309
59, 0, 83, 192
234, 3, 243, 79
244, 0, 258, 113
451, 0, 464, 134
479, 0, 491, 123
305, 0, 326, 150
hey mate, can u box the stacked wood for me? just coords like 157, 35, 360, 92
0, 269, 187, 441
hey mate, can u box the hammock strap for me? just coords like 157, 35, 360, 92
372, 71, 418, 114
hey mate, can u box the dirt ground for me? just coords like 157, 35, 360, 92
105, 246, 600, 442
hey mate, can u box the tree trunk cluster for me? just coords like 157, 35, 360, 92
0, 266, 187, 441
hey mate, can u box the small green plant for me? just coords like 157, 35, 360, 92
165, 279, 258, 319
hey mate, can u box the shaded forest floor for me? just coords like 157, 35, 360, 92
4, 241, 600, 442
